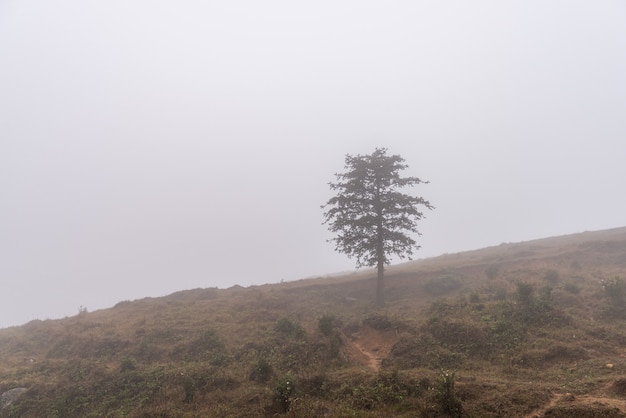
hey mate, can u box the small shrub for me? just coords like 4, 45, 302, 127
564, 283, 580, 294
434, 369, 462, 417
544, 269, 560, 284
469, 292, 480, 304
485, 265, 500, 280
119, 357, 137, 372
540, 285, 553, 303
318, 314, 336, 336
349, 378, 407, 409
275, 318, 305, 339
274, 373, 296, 412
181, 375, 195, 403
299, 373, 329, 396
515, 282, 534, 306
513, 282, 556, 325
249, 358, 273, 383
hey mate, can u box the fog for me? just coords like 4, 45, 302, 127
1, 1, 625, 328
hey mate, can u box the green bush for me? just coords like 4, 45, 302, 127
181, 375, 195, 403
434, 369, 462, 417
515, 282, 534, 306
249, 358, 273, 383
119, 357, 137, 372
318, 314, 336, 336
274, 318, 305, 339
513, 282, 557, 325
274, 373, 296, 412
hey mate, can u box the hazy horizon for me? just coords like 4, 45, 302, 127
2, 1, 625, 328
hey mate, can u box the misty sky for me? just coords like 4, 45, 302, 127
1, 1, 625, 328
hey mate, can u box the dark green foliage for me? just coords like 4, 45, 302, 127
318, 314, 337, 336
515, 282, 534, 306
434, 369, 462, 417
323, 147, 433, 305
322, 148, 433, 268
274, 373, 296, 412
299, 373, 329, 396
274, 317, 305, 339
119, 357, 137, 372
181, 375, 195, 403
249, 358, 273, 383
318, 314, 343, 359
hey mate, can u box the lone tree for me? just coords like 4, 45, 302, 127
322, 148, 433, 306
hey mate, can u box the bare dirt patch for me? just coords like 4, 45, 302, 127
342, 326, 398, 370
526, 391, 626, 418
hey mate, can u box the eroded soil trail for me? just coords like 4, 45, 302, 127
525, 390, 626, 417
342, 326, 399, 371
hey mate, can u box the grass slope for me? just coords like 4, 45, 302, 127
1, 227, 626, 417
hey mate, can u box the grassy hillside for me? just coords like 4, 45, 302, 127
1, 227, 626, 417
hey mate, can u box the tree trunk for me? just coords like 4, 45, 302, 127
376, 218, 385, 306
375, 180, 385, 306
376, 258, 385, 306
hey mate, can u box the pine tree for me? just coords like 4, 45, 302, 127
322, 148, 433, 306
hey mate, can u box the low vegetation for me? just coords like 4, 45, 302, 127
1, 227, 626, 416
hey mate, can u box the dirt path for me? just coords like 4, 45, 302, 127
342, 326, 399, 371
352, 339, 381, 370
525, 390, 626, 417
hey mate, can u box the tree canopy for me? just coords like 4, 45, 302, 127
322, 148, 433, 305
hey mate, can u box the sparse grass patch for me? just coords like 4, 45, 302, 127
424, 273, 463, 296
